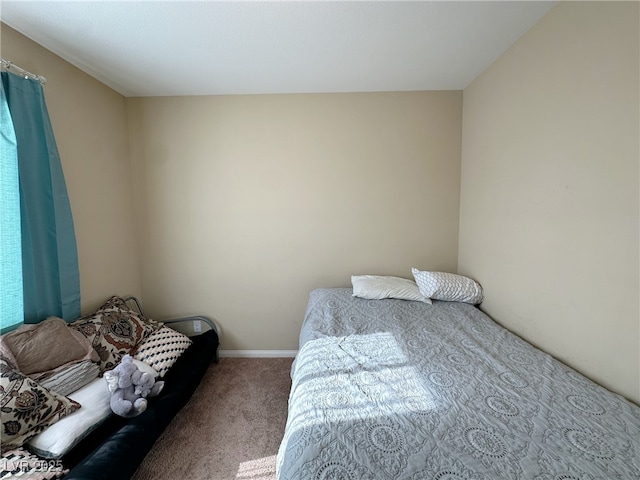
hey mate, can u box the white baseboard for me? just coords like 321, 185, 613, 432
219, 350, 298, 358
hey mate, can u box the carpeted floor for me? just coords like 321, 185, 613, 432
131, 357, 293, 480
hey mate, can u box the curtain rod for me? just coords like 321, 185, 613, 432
1, 58, 47, 85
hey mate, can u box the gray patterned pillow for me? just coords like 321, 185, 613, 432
0, 359, 80, 453
133, 326, 192, 377
411, 268, 484, 304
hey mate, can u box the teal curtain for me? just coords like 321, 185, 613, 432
2, 71, 80, 324
0, 74, 23, 333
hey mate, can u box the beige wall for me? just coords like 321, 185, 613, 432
459, 2, 639, 403
1, 24, 142, 312
127, 92, 462, 350
8, 2, 636, 404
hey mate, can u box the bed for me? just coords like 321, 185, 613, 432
276, 287, 640, 479
0, 296, 219, 480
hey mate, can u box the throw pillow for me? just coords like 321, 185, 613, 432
133, 326, 192, 377
70, 296, 161, 373
2, 317, 98, 376
0, 359, 80, 453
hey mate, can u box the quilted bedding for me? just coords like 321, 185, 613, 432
276, 288, 640, 480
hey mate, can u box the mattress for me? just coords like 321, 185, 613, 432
276, 288, 640, 479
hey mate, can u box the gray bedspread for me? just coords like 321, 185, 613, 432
276, 288, 640, 480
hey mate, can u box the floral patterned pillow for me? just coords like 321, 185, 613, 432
70, 296, 161, 373
0, 359, 80, 453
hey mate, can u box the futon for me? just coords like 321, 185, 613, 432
0, 297, 219, 480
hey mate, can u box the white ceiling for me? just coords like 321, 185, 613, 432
1, 1, 556, 97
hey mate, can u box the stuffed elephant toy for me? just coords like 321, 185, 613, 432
103, 354, 164, 418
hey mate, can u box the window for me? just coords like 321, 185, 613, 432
0, 79, 24, 333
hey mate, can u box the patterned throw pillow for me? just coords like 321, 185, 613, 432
133, 326, 192, 377
70, 296, 161, 373
0, 359, 80, 453
412, 268, 484, 305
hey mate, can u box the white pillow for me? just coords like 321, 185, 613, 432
351, 275, 432, 304
28, 377, 111, 459
27, 359, 159, 459
131, 357, 160, 379
411, 268, 484, 304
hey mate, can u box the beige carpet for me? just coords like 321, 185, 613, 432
131, 357, 293, 480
